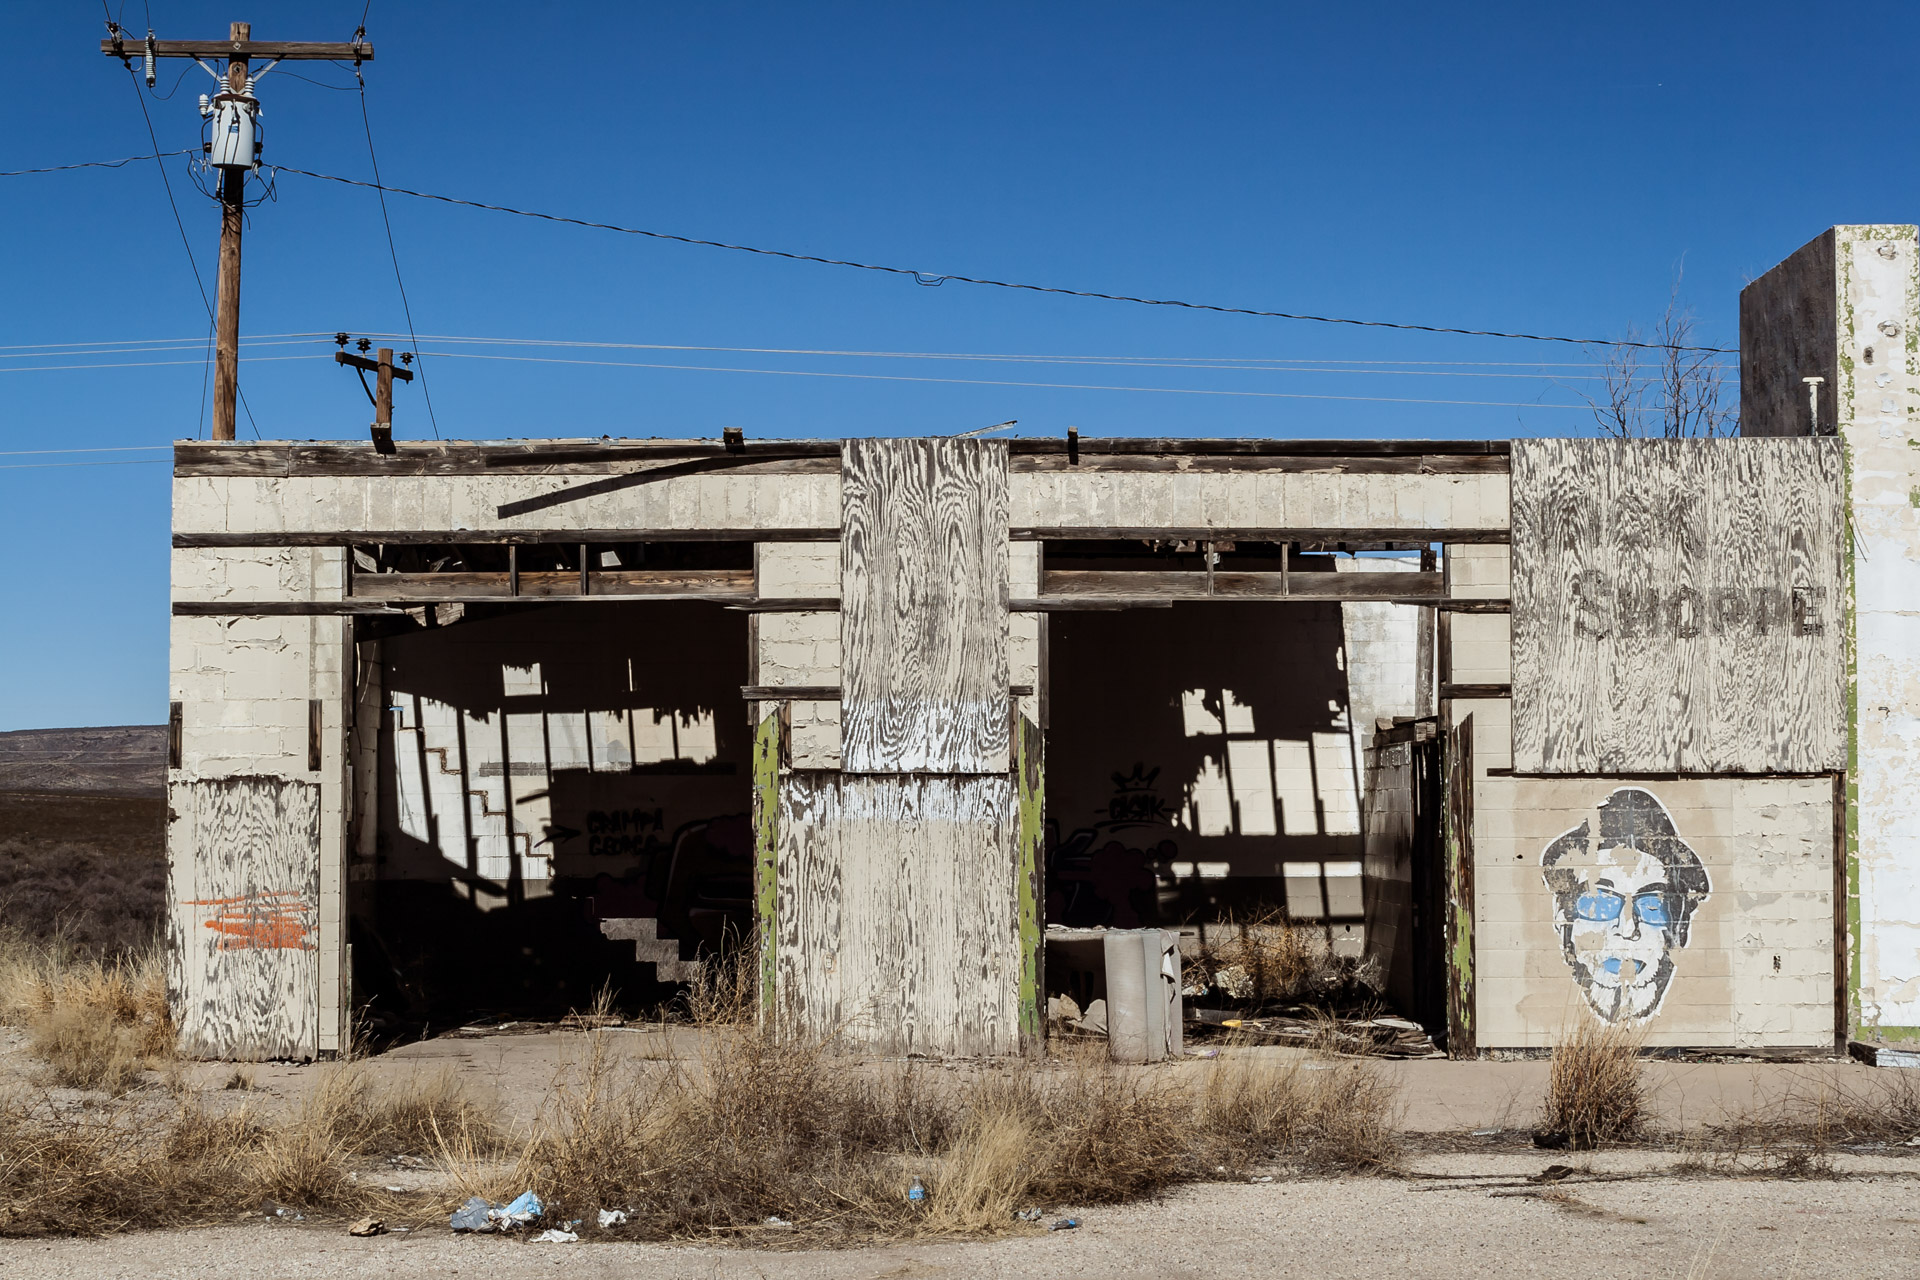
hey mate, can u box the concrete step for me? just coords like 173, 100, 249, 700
599, 917, 700, 983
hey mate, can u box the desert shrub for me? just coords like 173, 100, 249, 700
0, 932, 173, 1093
1192, 1042, 1400, 1175
1540, 1017, 1646, 1149
0, 792, 166, 959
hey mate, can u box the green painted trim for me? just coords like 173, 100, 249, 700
1864, 1026, 1920, 1043
1015, 715, 1044, 1050
1443, 718, 1475, 1055
751, 710, 783, 1020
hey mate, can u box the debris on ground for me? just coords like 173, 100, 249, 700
260, 1201, 304, 1222
908, 1176, 928, 1206
1015, 1207, 1045, 1221
531, 1228, 578, 1243
597, 1208, 630, 1228
764, 1216, 793, 1229
451, 1190, 546, 1233
347, 1218, 385, 1237
1533, 1165, 1575, 1183
492, 1191, 544, 1228
1532, 1129, 1570, 1150
1185, 1006, 1441, 1057
1049, 1217, 1080, 1231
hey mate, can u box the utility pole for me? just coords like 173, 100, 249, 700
333, 336, 414, 455
103, 21, 375, 441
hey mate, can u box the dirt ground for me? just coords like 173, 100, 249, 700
12, 1153, 1920, 1280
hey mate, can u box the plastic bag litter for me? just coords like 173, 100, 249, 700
597, 1208, 630, 1228
531, 1229, 578, 1243
451, 1190, 545, 1233
1048, 1217, 1080, 1231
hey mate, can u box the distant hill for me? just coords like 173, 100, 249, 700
0, 725, 165, 797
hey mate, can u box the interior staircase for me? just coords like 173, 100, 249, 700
598, 917, 700, 983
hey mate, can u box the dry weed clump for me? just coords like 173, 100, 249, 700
512, 960, 1399, 1242
0, 1062, 503, 1236
1183, 912, 1381, 1006
0, 930, 173, 1094
1192, 1041, 1401, 1175
1687, 1068, 1920, 1175
1539, 1017, 1646, 1149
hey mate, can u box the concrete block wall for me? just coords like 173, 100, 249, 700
1008, 470, 1510, 533
753, 543, 841, 769
1475, 776, 1837, 1049
168, 538, 352, 1058
1443, 544, 1512, 776
1742, 225, 1920, 1038
173, 471, 841, 540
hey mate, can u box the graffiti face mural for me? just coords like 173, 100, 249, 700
1540, 788, 1711, 1024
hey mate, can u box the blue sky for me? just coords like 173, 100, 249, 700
4, 1, 1915, 729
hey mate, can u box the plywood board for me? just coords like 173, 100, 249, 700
169, 775, 321, 1060
774, 773, 1022, 1056
1510, 438, 1844, 774
840, 439, 1009, 773
1473, 775, 1835, 1049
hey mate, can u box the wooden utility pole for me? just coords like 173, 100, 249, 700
103, 21, 375, 440
334, 341, 414, 454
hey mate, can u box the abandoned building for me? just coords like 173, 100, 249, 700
164, 224, 1920, 1061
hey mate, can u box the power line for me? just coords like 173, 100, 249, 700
1, 149, 194, 177
269, 165, 1736, 354
353, 56, 440, 438
417, 349, 1635, 411
0, 446, 170, 456
0, 355, 330, 373
0, 458, 169, 471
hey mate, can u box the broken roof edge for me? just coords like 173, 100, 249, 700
172, 435, 1514, 477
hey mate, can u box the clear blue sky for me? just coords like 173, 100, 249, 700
4, 1, 1914, 729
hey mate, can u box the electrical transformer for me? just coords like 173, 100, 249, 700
199, 86, 262, 170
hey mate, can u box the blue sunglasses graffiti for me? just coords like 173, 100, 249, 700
1574, 889, 1672, 928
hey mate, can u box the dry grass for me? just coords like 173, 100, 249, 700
1685, 1068, 1920, 1175
505, 961, 1400, 1243
1539, 1017, 1647, 1149
0, 939, 1397, 1242
1182, 911, 1381, 1006
0, 1063, 507, 1235
0, 929, 173, 1094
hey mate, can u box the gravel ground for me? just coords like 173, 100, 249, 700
11, 1155, 1920, 1280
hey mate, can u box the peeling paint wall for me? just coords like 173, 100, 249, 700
1476, 776, 1836, 1049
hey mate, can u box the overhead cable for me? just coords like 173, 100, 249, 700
353, 62, 441, 438
269, 165, 1735, 354
0, 149, 195, 176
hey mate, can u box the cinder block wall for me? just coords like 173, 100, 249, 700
1476, 777, 1836, 1049
168, 543, 350, 1060
1743, 225, 1920, 1040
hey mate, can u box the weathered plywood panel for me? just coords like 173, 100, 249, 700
1511, 438, 1844, 774
1473, 775, 1835, 1049
774, 773, 1022, 1056
841, 439, 1009, 773
168, 775, 321, 1060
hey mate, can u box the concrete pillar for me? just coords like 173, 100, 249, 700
1743, 225, 1920, 1040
